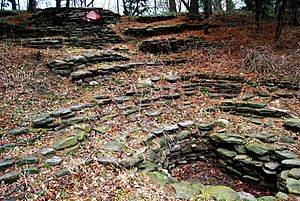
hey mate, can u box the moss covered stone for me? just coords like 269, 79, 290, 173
171, 182, 203, 199
245, 143, 274, 156
200, 186, 239, 201
53, 137, 78, 150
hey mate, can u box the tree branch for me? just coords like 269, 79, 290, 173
179, 0, 190, 11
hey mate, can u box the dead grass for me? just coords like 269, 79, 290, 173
242, 45, 300, 82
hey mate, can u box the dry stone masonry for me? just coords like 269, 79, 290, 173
1, 11, 300, 199
47, 51, 130, 76
139, 36, 220, 54
124, 23, 220, 37
1, 69, 299, 199
1, 8, 123, 49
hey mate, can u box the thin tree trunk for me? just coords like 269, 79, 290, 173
203, 0, 209, 34
27, 0, 36, 12
56, 0, 61, 8
87, 0, 94, 7
255, 0, 261, 34
275, 0, 288, 41
275, 0, 281, 16
117, 0, 120, 14
122, 0, 128, 15
132, 0, 141, 16
180, 0, 190, 11
169, 0, 177, 12
226, 0, 233, 11
292, 0, 298, 25
214, 0, 222, 12
178, 0, 182, 12
11, 0, 17, 9
208, 0, 213, 14
66, 0, 70, 8
189, 0, 198, 14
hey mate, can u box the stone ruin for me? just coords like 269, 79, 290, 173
1, 9, 300, 200
0, 7, 123, 49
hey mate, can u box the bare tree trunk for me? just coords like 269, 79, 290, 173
255, 0, 261, 34
189, 0, 198, 14
275, 0, 288, 41
117, 0, 120, 14
203, 0, 209, 34
214, 0, 222, 12
122, 0, 129, 16
178, 0, 182, 12
180, 0, 190, 11
154, 0, 157, 14
66, 0, 70, 8
292, 0, 298, 25
6, 0, 17, 9
27, 0, 36, 12
275, 0, 281, 16
226, 0, 233, 11
87, 0, 94, 7
169, 0, 177, 12
208, 0, 213, 14
56, 0, 61, 8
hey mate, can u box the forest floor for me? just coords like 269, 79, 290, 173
0, 11, 300, 200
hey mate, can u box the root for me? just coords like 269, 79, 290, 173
242, 45, 300, 82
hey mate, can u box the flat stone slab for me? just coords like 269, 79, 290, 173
50, 108, 72, 117
176, 130, 191, 141
8, 127, 29, 136
16, 156, 38, 166
97, 156, 118, 166
200, 185, 239, 201
74, 123, 91, 133
53, 136, 78, 150
217, 148, 237, 157
245, 143, 274, 156
113, 96, 131, 104
284, 118, 300, 132
286, 178, 300, 195
198, 123, 215, 131
210, 133, 246, 144
151, 127, 165, 136
103, 141, 125, 151
146, 171, 177, 185
178, 120, 194, 128
119, 156, 143, 168
164, 124, 179, 133
93, 125, 111, 134
0, 171, 19, 184
264, 162, 280, 171
275, 150, 297, 159
282, 159, 300, 168
138, 78, 154, 88
32, 114, 53, 128
165, 73, 180, 83
23, 167, 39, 175
0, 159, 15, 171
45, 156, 63, 166
237, 191, 257, 201
171, 182, 203, 199
56, 168, 70, 177
289, 168, 300, 179
144, 110, 161, 117
39, 147, 55, 156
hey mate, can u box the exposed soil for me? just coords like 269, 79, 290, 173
171, 159, 275, 197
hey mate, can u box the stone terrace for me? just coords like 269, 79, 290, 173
0, 9, 300, 201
